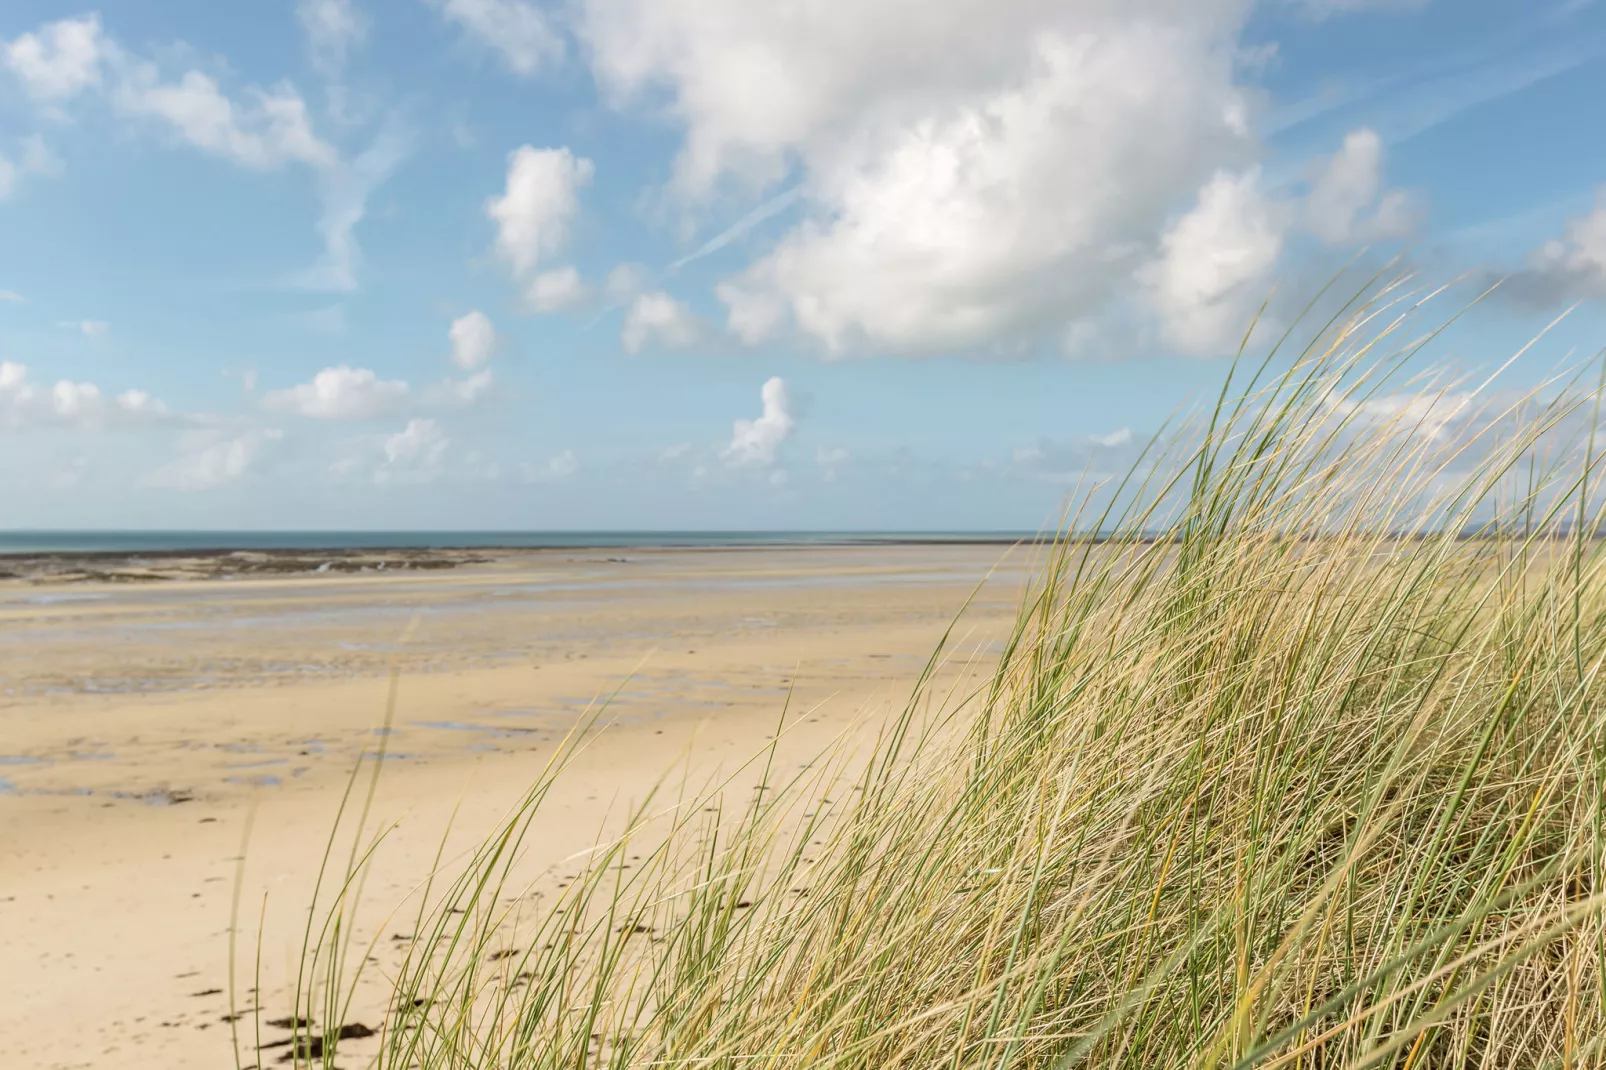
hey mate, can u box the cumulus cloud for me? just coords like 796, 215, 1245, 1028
431, 0, 563, 76
1304, 127, 1420, 245
581, 3, 1428, 359
486, 145, 593, 277
3, 14, 107, 101
114, 67, 336, 170
145, 428, 283, 491
449, 309, 498, 369
584, 0, 1259, 356
0, 360, 173, 429
527, 265, 588, 312
621, 291, 701, 353
1142, 168, 1286, 356
377, 417, 449, 484
265, 365, 409, 419
724, 377, 795, 467
1513, 190, 1606, 303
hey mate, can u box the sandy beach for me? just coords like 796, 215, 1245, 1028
0, 544, 1028, 1070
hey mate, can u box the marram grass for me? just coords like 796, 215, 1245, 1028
258, 289, 1606, 1068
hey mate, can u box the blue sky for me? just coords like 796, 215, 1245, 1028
1, 0, 1605, 530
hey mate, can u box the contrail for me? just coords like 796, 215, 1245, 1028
667, 185, 804, 272
583, 185, 806, 332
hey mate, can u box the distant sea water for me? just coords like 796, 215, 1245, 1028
0, 531, 1041, 556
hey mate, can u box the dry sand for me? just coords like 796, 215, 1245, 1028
0, 544, 1031, 1069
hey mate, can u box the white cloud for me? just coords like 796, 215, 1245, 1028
145, 429, 283, 491
816, 446, 849, 467
583, 0, 1268, 356
114, 27, 394, 292
0, 360, 172, 429
527, 265, 588, 312
6, 15, 395, 289
299, 120, 411, 292
816, 445, 849, 480
621, 291, 701, 353
431, 0, 563, 76
658, 442, 692, 463
0, 135, 63, 201
377, 417, 449, 483
1305, 127, 1420, 245
265, 365, 409, 419
604, 262, 648, 305
1012, 428, 1144, 480
114, 66, 336, 171
1090, 428, 1134, 448
1516, 189, 1606, 302
1141, 168, 1286, 356
1320, 389, 1475, 443
486, 145, 593, 277
449, 309, 498, 369
520, 449, 579, 482
428, 369, 496, 407
724, 377, 795, 467
298, 0, 369, 74
0, 290, 22, 302
3, 15, 107, 101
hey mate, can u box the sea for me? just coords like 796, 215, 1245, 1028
0, 531, 1040, 555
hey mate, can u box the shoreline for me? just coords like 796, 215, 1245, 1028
0, 538, 1043, 585
0, 530, 1042, 557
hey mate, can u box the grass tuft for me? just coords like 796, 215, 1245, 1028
259, 284, 1606, 1068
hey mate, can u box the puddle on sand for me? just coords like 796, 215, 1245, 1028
413, 720, 535, 738
14, 593, 111, 606
0, 755, 48, 766
225, 774, 283, 787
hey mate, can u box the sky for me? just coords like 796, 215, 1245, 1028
3, 0, 1606, 531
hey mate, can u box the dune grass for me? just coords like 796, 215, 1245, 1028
259, 285, 1606, 1068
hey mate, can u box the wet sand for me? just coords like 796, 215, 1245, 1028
0, 545, 1029, 1069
